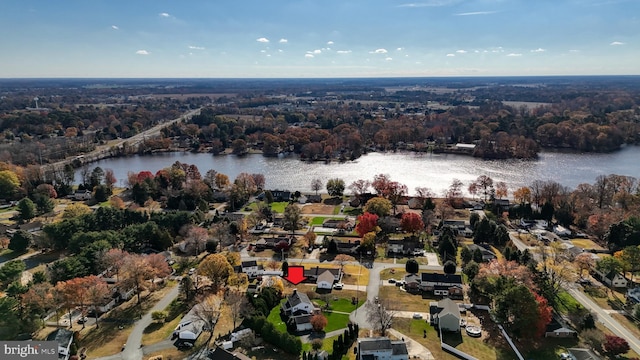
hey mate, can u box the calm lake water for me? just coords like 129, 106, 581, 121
76, 146, 640, 196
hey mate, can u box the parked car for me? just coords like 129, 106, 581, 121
395, 281, 404, 287
77, 316, 88, 324
577, 278, 592, 286
388, 279, 396, 284
412, 313, 423, 319
333, 283, 344, 290
188, 268, 196, 275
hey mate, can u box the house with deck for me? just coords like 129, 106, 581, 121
356, 337, 408, 360
420, 273, 464, 298
429, 298, 461, 332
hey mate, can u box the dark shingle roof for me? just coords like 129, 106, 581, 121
358, 337, 392, 351
421, 273, 462, 284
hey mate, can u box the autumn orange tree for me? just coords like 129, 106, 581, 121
355, 212, 379, 237
310, 314, 328, 332
198, 253, 233, 291
120, 253, 170, 305
84, 276, 110, 328
400, 212, 424, 235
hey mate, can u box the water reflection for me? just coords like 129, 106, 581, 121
76, 146, 640, 195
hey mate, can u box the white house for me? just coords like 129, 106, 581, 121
73, 190, 92, 201
627, 288, 640, 304
281, 289, 315, 317
356, 337, 408, 360
429, 298, 461, 332
595, 270, 628, 288
291, 314, 313, 332
316, 270, 335, 290
46, 328, 74, 360
553, 225, 572, 237
241, 260, 262, 278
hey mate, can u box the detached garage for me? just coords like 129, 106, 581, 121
316, 270, 335, 290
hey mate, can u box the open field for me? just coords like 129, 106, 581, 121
570, 238, 606, 250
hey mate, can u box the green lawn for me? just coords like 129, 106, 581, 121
310, 216, 343, 226
301, 334, 340, 353
556, 290, 583, 315
271, 202, 288, 213
323, 312, 351, 332
314, 298, 364, 313
267, 300, 288, 333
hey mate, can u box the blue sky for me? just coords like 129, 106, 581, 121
1, 0, 639, 78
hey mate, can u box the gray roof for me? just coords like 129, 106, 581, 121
437, 298, 461, 319
568, 348, 602, 360
358, 337, 392, 352
286, 291, 312, 308
317, 270, 335, 284
46, 328, 73, 346
358, 337, 407, 356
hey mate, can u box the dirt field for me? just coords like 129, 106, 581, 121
300, 203, 335, 215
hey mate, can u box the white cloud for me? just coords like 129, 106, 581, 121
446, 53, 455, 57
111, 25, 119, 30
260, 50, 267, 53
159, 12, 170, 17
396, 47, 404, 51
305, 54, 314, 58
327, 41, 334, 45
279, 38, 288, 43
385, 57, 393, 61
336, 50, 352, 54
454, 11, 497, 16
610, 41, 624, 45
256, 37, 270, 43
507, 53, 522, 57
569, 49, 580, 53
456, 49, 467, 54
278, 49, 283, 53
370, 48, 388, 54
136, 50, 150, 55
306, 49, 322, 55
531, 48, 546, 52
188, 45, 205, 50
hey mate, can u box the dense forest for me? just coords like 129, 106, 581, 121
1, 77, 640, 165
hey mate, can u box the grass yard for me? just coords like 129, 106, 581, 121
555, 290, 583, 315
79, 284, 177, 358
301, 333, 340, 353
341, 264, 369, 286
393, 318, 511, 360
314, 297, 365, 313
141, 297, 189, 344
270, 202, 289, 213
570, 238, 606, 250
323, 311, 351, 332
380, 268, 408, 281
267, 300, 288, 333
378, 286, 443, 313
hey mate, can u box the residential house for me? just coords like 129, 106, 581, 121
241, 260, 262, 278
554, 225, 572, 237
565, 245, 585, 260
594, 270, 628, 288
493, 198, 510, 212
356, 337, 408, 360
281, 289, 316, 317
304, 266, 341, 283
173, 304, 206, 346
387, 239, 419, 256
46, 328, 74, 360
466, 244, 497, 262
420, 273, 464, 298
627, 287, 640, 304
442, 219, 472, 237
73, 190, 92, 201
316, 270, 336, 290
407, 197, 423, 210
289, 314, 313, 332
306, 194, 322, 203
270, 190, 291, 202
429, 298, 461, 332
335, 240, 359, 255
208, 347, 252, 360
403, 274, 421, 293
545, 316, 577, 338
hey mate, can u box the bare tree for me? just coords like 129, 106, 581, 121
225, 290, 250, 330
193, 294, 223, 346
311, 178, 323, 195
365, 300, 395, 335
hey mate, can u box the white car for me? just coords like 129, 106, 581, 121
333, 283, 344, 290
188, 268, 196, 275
412, 313, 423, 319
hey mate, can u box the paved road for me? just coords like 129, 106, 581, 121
568, 286, 640, 354
95, 284, 181, 360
